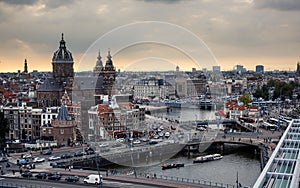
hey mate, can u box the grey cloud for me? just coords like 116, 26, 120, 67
140, 0, 184, 4
43, 0, 74, 9
253, 0, 300, 11
0, 0, 38, 6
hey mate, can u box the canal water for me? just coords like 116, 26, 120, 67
117, 148, 261, 187
130, 107, 260, 187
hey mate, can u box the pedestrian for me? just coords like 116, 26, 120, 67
68, 166, 71, 172
65, 165, 67, 171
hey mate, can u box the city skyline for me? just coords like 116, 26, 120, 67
0, 0, 300, 72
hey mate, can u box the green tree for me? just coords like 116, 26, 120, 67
253, 84, 269, 100
0, 111, 9, 150
239, 93, 252, 106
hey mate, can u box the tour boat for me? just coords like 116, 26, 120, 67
161, 163, 184, 170
193, 154, 223, 163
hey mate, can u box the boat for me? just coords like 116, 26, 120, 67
193, 154, 223, 163
161, 163, 184, 170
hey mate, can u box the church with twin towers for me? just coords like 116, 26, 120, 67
37, 33, 116, 107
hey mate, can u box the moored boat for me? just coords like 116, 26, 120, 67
161, 163, 184, 170
193, 154, 223, 163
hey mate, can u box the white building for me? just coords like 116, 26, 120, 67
134, 78, 175, 100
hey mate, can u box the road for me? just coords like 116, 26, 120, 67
0, 176, 162, 188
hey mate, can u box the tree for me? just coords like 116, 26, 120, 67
239, 93, 252, 106
0, 111, 9, 150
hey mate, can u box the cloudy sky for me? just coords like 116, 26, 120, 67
0, 0, 299, 72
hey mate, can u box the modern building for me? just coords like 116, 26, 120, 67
234, 65, 246, 73
256, 65, 264, 74
212, 66, 221, 73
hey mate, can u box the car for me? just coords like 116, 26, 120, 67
21, 171, 32, 178
65, 175, 79, 182
18, 158, 30, 166
0, 157, 9, 163
48, 174, 61, 180
164, 132, 170, 138
60, 153, 72, 159
149, 140, 158, 145
99, 143, 109, 148
141, 137, 149, 142
153, 135, 160, 139
86, 149, 95, 155
48, 172, 61, 180
83, 174, 103, 184
133, 139, 141, 144
116, 138, 125, 143
33, 157, 45, 163
43, 150, 52, 155
74, 151, 85, 157
48, 155, 61, 161
22, 153, 32, 159
35, 172, 47, 179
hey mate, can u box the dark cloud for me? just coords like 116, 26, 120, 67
43, 0, 74, 9
253, 0, 300, 11
0, 0, 38, 6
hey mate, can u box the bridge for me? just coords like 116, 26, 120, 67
253, 119, 300, 188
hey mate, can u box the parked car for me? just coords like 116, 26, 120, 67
133, 139, 141, 144
43, 150, 52, 155
0, 157, 9, 163
35, 172, 47, 179
22, 153, 32, 159
33, 157, 45, 163
21, 171, 33, 178
65, 175, 79, 182
18, 159, 30, 166
60, 153, 72, 159
149, 139, 158, 145
164, 132, 170, 138
48, 155, 61, 161
74, 151, 85, 157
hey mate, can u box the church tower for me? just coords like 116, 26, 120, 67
296, 62, 300, 75
24, 59, 28, 73
99, 49, 116, 96
93, 50, 103, 76
52, 33, 74, 86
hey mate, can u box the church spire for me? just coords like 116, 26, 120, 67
107, 48, 111, 60
24, 58, 28, 73
59, 33, 66, 49
105, 48, 114, 70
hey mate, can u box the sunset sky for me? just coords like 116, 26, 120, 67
0, 0, 300, 72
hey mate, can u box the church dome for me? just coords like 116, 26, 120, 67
52, 33, 73, 63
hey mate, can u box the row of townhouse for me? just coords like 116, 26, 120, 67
87, 103, 145, 142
